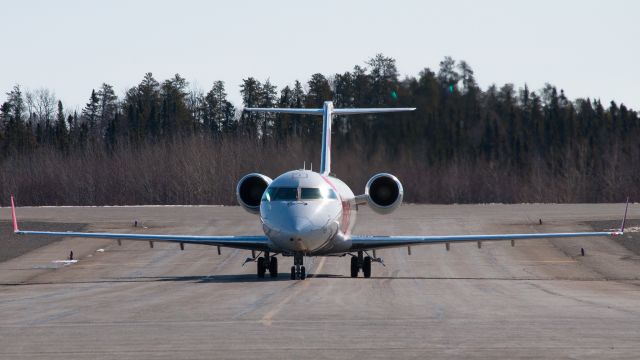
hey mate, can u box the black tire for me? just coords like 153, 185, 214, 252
363, 256, 372, 278
290, 266, 296, 280
300, 266, 306, 280
269, 257, 278, 278
257, 257, 266, 278
350, 256, 359, 278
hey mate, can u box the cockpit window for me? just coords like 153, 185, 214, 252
300, 188, 322, 199
301, 187, 337, 200
262, 187, 338, 201
273, 187, 298, 201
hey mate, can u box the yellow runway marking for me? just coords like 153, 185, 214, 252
260, 256, 326, 326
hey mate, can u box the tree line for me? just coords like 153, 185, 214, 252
1, 54, 639, 205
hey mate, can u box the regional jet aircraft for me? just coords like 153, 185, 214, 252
9, 101, 629, 280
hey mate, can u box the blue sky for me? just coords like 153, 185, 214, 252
1, 0, 639, 110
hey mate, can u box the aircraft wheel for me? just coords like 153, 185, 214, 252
350, 256, 359, 278
257, 257, 266, 278
290, 266, 296, 280
269, 257, 278, 278
300, 266, 306, 280
363, 256, 372, 278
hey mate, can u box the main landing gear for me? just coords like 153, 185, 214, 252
290, 253, 306, 280
350, 250, 382, 278
256, 251, 278, 278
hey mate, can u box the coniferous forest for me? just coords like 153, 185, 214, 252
1, 54, 639, 206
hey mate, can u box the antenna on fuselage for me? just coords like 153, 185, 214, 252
243, 102, 415, 175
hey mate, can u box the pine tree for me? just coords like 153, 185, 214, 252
366, 53, 399, 105
260, 79, 278, 138
82, 89, 100, 141
55, 100, 69, 150
437, 56, 460, 94
240, 77, 262, 137
137, 72, 161, 141
290, 80, 306, 136
97, 83, 118, 133
160, 74, 191, 136
1, 85, 31, 154
203, 81, 234, 135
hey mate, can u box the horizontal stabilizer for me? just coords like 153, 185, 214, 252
243, 107, 415, 116
244, 108, 324, 115
333, 108, 416, 115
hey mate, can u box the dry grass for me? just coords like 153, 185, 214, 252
1, 135, 638, 205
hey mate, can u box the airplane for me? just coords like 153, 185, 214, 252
9, 101, 629, 280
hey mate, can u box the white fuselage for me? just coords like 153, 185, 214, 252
260, 170, 357, 255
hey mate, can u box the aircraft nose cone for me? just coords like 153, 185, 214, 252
261, 201, 339, 252
267, 215, 328, 251
291, 216, 313, 233
275, 216, 315, 240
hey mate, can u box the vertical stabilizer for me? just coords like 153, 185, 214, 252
243, 102, 415, 176
320, 101, 333, 175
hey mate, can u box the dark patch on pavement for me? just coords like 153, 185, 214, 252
588, 219, 640, 256
0, 221, 86, 263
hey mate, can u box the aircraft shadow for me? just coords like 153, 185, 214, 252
111, 274, 586, 283
3, 274, 619, 286
309, 274, 612, 281
113, 274, 294, 283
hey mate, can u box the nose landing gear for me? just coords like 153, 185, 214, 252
290, 253, 306, 280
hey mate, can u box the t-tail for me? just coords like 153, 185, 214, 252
244, 101, 415, 175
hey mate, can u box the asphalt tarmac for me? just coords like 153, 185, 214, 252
1, 204, 639, 359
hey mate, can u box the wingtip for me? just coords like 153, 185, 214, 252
10, 195, 19, 233
620, 196, 630, 233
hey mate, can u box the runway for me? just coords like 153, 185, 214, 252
1, 204, 639, 359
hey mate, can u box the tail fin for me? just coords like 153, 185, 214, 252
244, 101, 415, 175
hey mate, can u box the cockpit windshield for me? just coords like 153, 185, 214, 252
262, 187, 338, 202
274, 187, 297, 201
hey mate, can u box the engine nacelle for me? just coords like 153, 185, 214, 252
236, 173, 272, 214
365, 173, 403, 214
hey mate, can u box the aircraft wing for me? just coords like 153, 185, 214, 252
350, 231, 622, 250
351, 200, 629, 251
9, 197, 270, 251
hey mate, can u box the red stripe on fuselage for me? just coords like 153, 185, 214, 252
321, 175, 350, 234
341, 200, 350, 234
